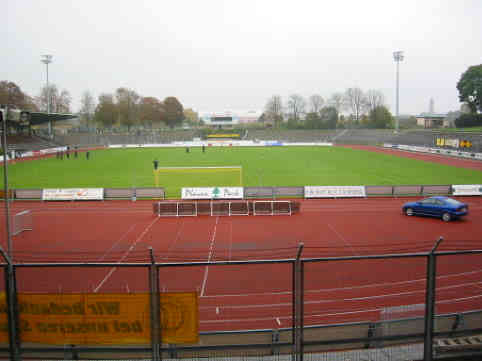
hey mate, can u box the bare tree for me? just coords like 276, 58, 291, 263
309, 94, 324, 113
344, 88, 366, 123
287, 94, 306, 122
328, 92, 345, 114
36, 84, 71, 113
365, 89, 385, 114
80, 90, 96, 128
264, 95, 284, 126
57, 89, 71, 113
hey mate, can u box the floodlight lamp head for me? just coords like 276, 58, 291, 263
393, 51, 404, 62
41, 54, 53, 64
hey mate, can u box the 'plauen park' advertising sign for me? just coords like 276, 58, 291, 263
182, 187, 244, 199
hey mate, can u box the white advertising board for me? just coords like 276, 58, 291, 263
305, 186, 366, 198
452, 185, 482, 196
42, 188, 104, 201
182, 187, 244, 199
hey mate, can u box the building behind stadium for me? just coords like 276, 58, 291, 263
199, 110, 262, 127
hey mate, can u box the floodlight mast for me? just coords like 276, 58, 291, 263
393, 51, 404, 133
41, 54, 53, 135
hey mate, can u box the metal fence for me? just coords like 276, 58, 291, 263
0, 248, 481, 361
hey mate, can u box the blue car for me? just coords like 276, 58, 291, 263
402, 196, 468, 222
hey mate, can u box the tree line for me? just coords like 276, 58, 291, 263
0, 81, 188, 130
263, 88, 393, 129
87, 88, 185, 130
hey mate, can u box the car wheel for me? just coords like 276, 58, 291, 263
405, 208, 414, 216
442, 212, 451, 222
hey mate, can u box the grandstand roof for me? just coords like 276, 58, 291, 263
29, 112, 77, 125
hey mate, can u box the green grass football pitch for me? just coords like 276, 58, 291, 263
3, 146, 482, 198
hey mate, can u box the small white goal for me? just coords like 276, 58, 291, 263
11, 210, 33, 236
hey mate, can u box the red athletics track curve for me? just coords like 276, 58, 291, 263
1, 197, 481, 332
338, 144, 482, 171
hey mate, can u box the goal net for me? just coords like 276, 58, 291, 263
11, 210, 33, 236
154, 166, 243, 197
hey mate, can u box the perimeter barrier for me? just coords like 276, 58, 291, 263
0, 249, 481, 361
8, 184, 464, 201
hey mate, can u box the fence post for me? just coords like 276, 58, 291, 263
149, 247, 160, 361
292, 243, 304, 361
424, 237, 443, 361
0, 246, 20, 361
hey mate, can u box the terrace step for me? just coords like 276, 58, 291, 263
434, 334, 482, 353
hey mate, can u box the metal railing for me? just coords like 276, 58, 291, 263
0, 246, 481, 361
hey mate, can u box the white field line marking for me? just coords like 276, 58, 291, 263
327, 223, 358, 256
93, 217, 159, 293
200, 217, 219, 297
199, 269, 482, 299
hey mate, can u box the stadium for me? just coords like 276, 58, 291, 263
0, 124, 482, 361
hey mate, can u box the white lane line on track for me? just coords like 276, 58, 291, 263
199, 293, 482, 325
200, 291, 482, 324
197, 281, 482, 312
327, 223, 358, 256
200, 217, 219, 297
97, 223, 138, 261
198, 269, 482, 299
93, 216, 159, 293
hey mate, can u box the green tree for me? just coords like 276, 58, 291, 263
116, 88, 140, 131
163, 96, 184, 128
94, 93, 117, 129
320, 106, 338, 129
304, 112, 322, 129
457, 64, 482, 113
139, 97, 164, 128
368, 105, 393, 128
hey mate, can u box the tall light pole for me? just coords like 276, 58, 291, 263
393, 51, 404, 133
41, 54, 53, 135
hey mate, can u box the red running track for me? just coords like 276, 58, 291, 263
1, 196, 481, 332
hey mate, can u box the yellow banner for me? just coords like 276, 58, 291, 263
0, 292, 198, 345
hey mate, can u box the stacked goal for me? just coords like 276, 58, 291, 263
153, 200, 292, 217
252, 200, 292, 216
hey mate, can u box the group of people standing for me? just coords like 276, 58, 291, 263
56, 146, 90, 160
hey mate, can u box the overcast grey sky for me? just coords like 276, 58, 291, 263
3, 0, 482, 115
